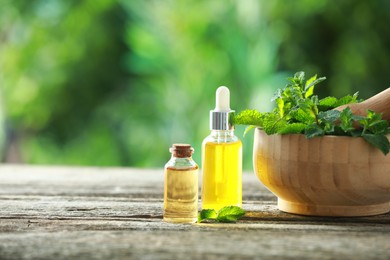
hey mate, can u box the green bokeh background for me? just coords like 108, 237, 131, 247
0, 0, 389, 169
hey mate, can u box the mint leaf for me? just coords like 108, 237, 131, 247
234, 109, 263, 126
288, 71, 305, 88
198, 207, 246, 223
359, 110, 389, 136
262, 113, 286, 134
304, 75, 326, 98
276, 97, 285, 117
366, 109, 382, 122
369, 120, 389, 135
216, 206, 246, 223
234, 72, 388, 155
318, 110, 341, 134
290, 108, 315, 124
362, 134, 390, 155
349, 129, 363, 137
310, 95, 319, 116
198, 209, 218, 223
277, 123, 306, 134
271, 88, 283, 102
318, 96, 338, 109
352, 114, 365, 121
318, 110, 340, 123
334, 92, 360, 107
339, 107, 355, 132
305, 124, 325, 138
304, 74, 317, 98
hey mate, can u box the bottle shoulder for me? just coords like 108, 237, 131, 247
203, 130, 241, 144
165, 157, 199, 170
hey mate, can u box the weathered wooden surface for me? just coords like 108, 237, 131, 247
0, 165, 389, 259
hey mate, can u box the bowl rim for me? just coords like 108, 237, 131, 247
254, 127, 390, 140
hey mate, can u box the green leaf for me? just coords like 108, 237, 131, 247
334, 92, 360, 107
304, 74, 317, 98
358, 109, 389, 136
310, 95, 319, 106
276, 97, 285, 117
305, 74, 317, 89
318, 96, 338, 110
318, 110, 340, 134
216, 206, 246, 223
295, 71, 305, 80
290, 71, 305, 88
281, 85, 303, 105
198, 209, 218, 223
271, 88, 282, 102
198, 207, 246, 224
352, 114, 365, 121
323, 121, 335, 133
318, 110, 340, 123
310, 95, 319, 116
305, 75, 326, 90
366, 109, 382, 122
233, 72, 389, 155
362, 134, 390, 155
339, 107, 355, 132
277, 123, 306, 134
262, 113, 287, 135
304, 75, 326, 98
305, 86, 314, 98
349, 129, 362, 137
290, 108, 315, 124
305, 124, 325, 138
234, 110, 263, 126
368, 120, 389, 135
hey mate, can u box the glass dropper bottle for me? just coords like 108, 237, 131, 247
201, 86, 242, 211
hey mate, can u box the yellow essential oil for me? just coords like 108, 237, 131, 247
202, 134, 242, 211
164, 167, 198, 223
164, 144, 199, 223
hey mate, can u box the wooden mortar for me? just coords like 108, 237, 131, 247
253, 128, 390, 217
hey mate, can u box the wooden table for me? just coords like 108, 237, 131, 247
1, 165, 389, 259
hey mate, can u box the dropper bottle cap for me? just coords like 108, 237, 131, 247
210, 86, 235, 130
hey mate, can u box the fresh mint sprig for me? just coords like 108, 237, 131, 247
198, 206, 246, 223
234, 71, 390, 155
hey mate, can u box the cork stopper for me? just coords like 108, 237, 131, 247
169, 144, 194, 158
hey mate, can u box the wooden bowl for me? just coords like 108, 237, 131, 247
253, 128, 390, 216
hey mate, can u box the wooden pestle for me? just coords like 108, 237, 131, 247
335, 87, 390, 122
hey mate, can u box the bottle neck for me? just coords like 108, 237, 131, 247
170, 155, 193, 161
208, 129, 237, 143
210, 129, 235, 137
166, 156, 197, 169
210, 110, 235, 131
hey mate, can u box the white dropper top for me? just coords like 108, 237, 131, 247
215, 86, 231, 112
210, 86, 234, 130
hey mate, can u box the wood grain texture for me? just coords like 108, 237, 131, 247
0, 164, 390, 259
254, 128, 390, 216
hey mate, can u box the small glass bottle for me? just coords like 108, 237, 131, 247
164, 144, 199, 223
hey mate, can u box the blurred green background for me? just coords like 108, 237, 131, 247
1, 0, 389, 170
